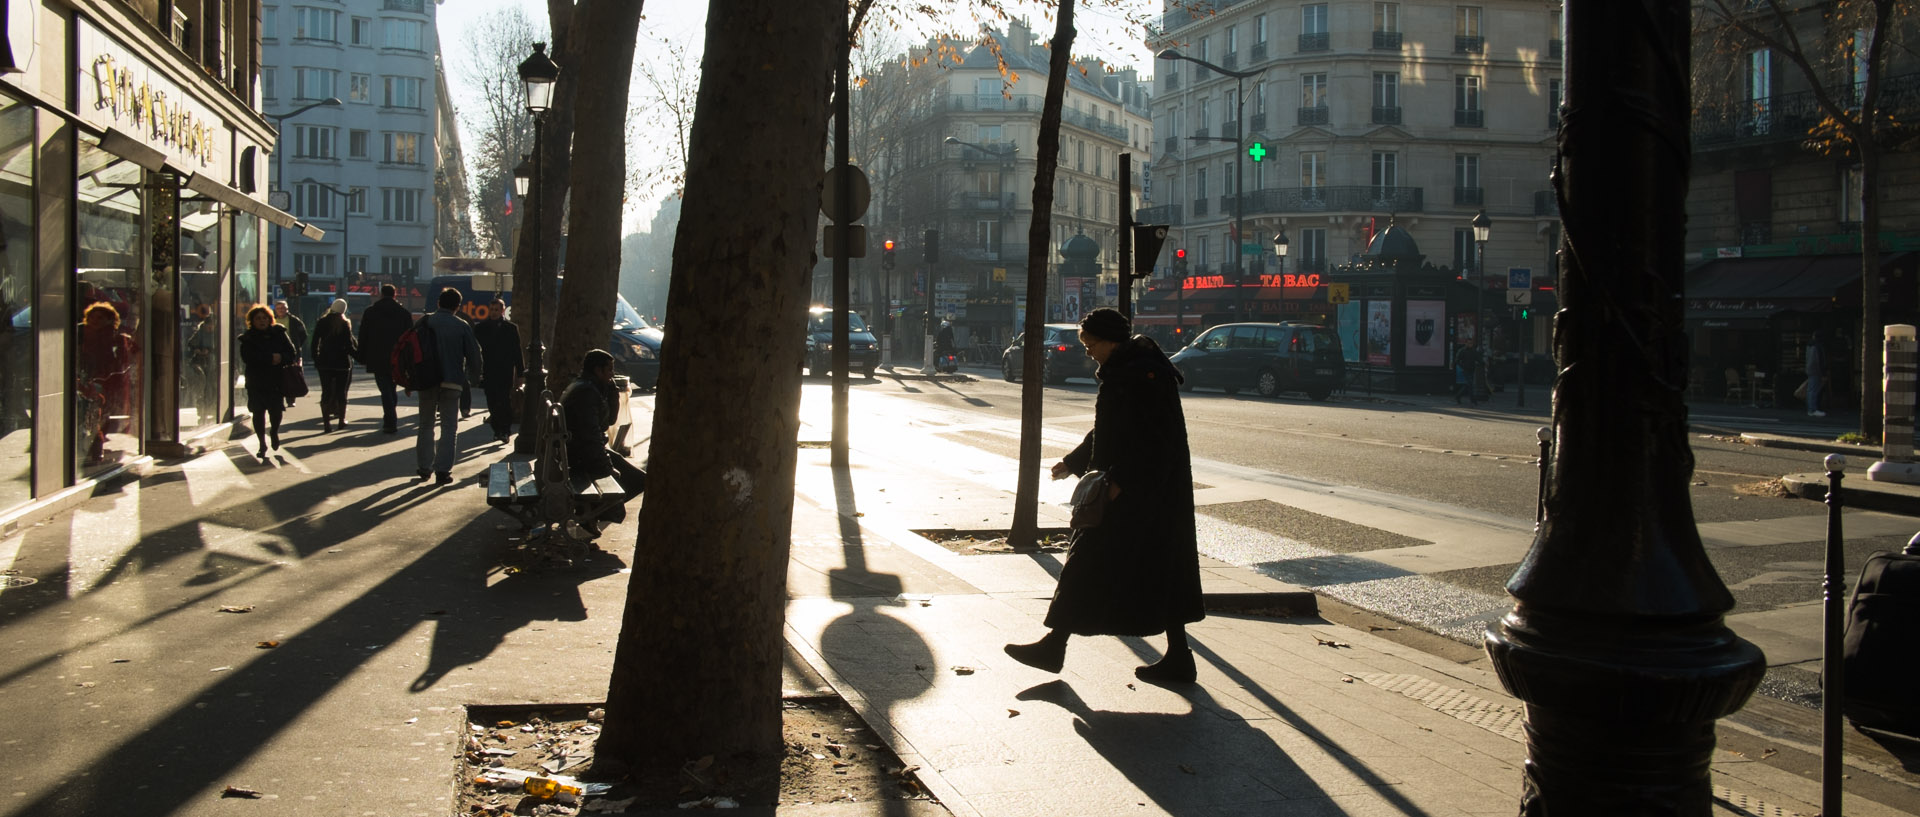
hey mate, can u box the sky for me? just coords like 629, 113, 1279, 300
435, 1, 1158, 234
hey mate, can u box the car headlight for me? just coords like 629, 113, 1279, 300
628, 341, 656, 360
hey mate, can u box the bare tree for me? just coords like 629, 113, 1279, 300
1697, 0, 1914, 438
451, 6, 542, 256
594, 0, 840, 777
630, 34, 699, 203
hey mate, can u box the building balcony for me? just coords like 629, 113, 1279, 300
1299, 32, 1329, 52
1236, 185, 1425, 216
1692, 72, 1920, 149
1250, 42, 1268, 62
956, 193, 1014, 210
1192, 198, 1210, 217
1250, 113, 1267, 131
1454, 186, 1484, 206
1534, 190, 1557, 217
1222, 120, 1240, 138
1164, 136, 1180, 155
1456, 35, 1485, 54
1136, 203, 1183, 226
1164, 73, 1180, 90
1372, 105, 1402, 125
383, 0, 425, 12
1549, 39, 1563, 59
1194, 127, 1211, 139
1298, 106, 1329, 126
1195, 64, 1211, 80
1373, 31, 1403, 50
1223, 52, 1238, 69
952, 143, 1018, 163
1060, 107, 1128, 141
1455, 108, 1485, 128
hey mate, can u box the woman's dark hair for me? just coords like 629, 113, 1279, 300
1079, 307, 1130, 343
581, 348, 615, 375
244, 304, 272, 328
438, 287, 462, 309
83, 301, 122, 329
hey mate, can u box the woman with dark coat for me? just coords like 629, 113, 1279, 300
1004, 307, 1205, 683
310, 298, 360, 431
239, 304, 298, 458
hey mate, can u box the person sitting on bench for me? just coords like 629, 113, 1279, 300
562, 349, 647, 526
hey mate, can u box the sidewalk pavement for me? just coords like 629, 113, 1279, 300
0, 376, 1914, 816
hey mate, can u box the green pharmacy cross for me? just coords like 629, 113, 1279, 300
1247, 142, 1268, 162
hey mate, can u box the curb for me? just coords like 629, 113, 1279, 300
1739, 432, 1875, 458
1781, 471, 1920, 515
1201, 590, 1320, 618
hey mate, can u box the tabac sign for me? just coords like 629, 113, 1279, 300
76, 18, 221, 170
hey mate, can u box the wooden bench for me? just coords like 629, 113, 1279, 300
486, 390, 630, 543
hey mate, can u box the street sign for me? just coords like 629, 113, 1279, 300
1132, 224, 1169, 279
1509, 267, 1531, 290
1507, 289, 1533, 306
1327, 283, 1351, 304
821, 166, 871, 223
1242, 243, 1262, 255
992, 267, 1007, 282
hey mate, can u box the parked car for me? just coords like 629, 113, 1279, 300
609, 296, 661, 391
805, 306, 879, 378
1001, 324, 1099, 384
1169, 321, 1344, 400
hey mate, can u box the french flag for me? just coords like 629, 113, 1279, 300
504, 184, 514, 216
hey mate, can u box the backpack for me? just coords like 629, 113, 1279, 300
390, 317, 442, 390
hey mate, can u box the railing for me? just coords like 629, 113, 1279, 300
953, 143, 1018, 162
1194, 127, 1211, 139
1300, 32, 1330, 52
1222, 120, 1240, 138
1372, 106, 1402, 125
1193, 198, 1210, 217
1548, 39, 1563, 59
1251, 42, 1268, 62
1299, 106, 1329, 125
1223, 52, 1238, 69
956, 193, 1013, 210
1195, 64, 1211, 80
1373, 31, 1402, 50
1239, 185, 1425, 215
1692, 73, 1920, 149
1455, 108, 1485, 127
1164, 72, 1180, 90
1549, 101, 1561, 128
383, 0, 424, 11
1250, 113, 1267, 131
1164, 136, 1180, 155
1060, 107, 1128, 140
1136, 204, 1183, 226
1534, 190, 1556, 216
1456, 35, 1485, 54
1454, 186, 1484, 206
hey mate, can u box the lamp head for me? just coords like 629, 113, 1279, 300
1272, 232, 1289, 257
943, 136, 960, 145
518, 42, 561, 113
1157, 48, 1184, 61
513, 154, 533, 196
1472, 209, 1492, 242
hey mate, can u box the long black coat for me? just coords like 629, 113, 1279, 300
310, 312, 359, 371
238, 325, 298, 412
472, 318, 525, 386
357, 297, 413, 376
1047, 335, 1204, 637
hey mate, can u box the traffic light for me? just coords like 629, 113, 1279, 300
1174, 248, 1188, 275
882, 238, 897, 271
923, 229, 940, 263
295, 272, 310, 296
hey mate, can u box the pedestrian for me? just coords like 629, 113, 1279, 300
273, 300, 307, 408
471, 298, 525, 444
358, 284, 412, 434
561, 349, 647, 529
1805, 330, 1828, 417
1452, 341, 1473, 405
77, 303, 136, 466
415, 287, 484, 485
935, 318, 957, 372
1003, 307, 1204, 683
238, 304, 298, 459
310, 298, 359, 432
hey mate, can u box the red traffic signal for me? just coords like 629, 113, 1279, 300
882, 239, 897, 253
1174, 248, 1187, 259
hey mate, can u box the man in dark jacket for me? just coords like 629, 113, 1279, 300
471, 298, 525, 444
561, 349, 646, 525
273, 300, 308, 408
1004, 307, 1202, 683
357, 284, 413, 433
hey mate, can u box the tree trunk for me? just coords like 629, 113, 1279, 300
1859, 140, 1882, 439
1007, 1, 1076, 551
595, 0, 839, 775
548, 0, 646, 389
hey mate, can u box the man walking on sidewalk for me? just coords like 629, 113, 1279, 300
472, 298, 524, 444
1805, 330, 1827, 417
358, 284, 413, 433
415, 288, 484, 485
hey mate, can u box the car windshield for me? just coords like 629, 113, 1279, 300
614, 295, 653, 330
809, 312, 869, 333
1045, 328, 1076, 346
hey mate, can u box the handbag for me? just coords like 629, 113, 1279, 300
281, 359, 310, 399
1069, 470, 1111, 529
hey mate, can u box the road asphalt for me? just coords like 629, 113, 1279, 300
0, 374, 1914, 817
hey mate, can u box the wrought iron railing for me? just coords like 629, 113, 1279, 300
1534, 190, 1557, 216
1136, 204, 1183, 226
1299, 106, 1329, 125
1549, 39, 1563, 59
1454, 186, 1484, 206
1372, 106, 1402, 125
1300, 32, 1330, 52
1692, 73, 1920, 149
1164, 136, 1180, 155
1223, 52, 1238, 69
1250, 113, 1267, 131
1456, 35, 1485, 54
1455, 108, 1485, 127
1240, 186, 1425, 215
1251, 42, 1268, 62
1193, 198, 1210, 217
1373, 31, 1402, 50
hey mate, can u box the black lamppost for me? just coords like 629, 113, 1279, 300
267, 97, 342, 292
1271, 230, 1289, 276
299, 178, 354, 289
1158, 48, 1260, 320
513, 43, 559, 456
1472, 210, 1491, 385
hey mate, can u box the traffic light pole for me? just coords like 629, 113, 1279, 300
1118, 153, 1133, 319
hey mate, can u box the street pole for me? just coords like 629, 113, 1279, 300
1482, 1, 1766, 810
266, 97, 341, 296
831, 13, 851, 468
1118, 152, 1132, 318
1232, 76, 1246, 321
514, 113, 547, 455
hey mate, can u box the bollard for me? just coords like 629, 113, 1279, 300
1869, 324, 1919, 483
1821, 454, 1847, 817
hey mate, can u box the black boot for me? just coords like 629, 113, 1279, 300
1004, 631, 1067, 673
1134, 649, 1196, 684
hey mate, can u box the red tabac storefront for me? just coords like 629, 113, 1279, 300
1134, 272, 1333, 343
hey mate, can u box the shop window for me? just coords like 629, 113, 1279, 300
0, 97, 34, 508
76, 140, 148, 472
179, 198, 223, 429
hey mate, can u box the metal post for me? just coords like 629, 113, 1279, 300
513, 115, 547, 455
1482, 1, 1766, 811
1118, 153, 1132, 319
831, 15, 851, 468
1516, 309, 1526, 407
1869, 324, 1918, 483
1232, 77, 1246, 321
1821, 454, 1847, 817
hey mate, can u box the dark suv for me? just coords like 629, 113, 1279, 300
805, 307, 879, 378
1001, 324, 1098, 384
1169, 322, 1344, 400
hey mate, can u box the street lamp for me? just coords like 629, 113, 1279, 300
1271, 231, 1289, 275
514, 42, 560, 456
1472, 209, 1491, 397
1159, 48, 1261, 320
267, 97, 342, 294
299, 178, 355, 291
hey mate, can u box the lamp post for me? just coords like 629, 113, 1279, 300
267, 97, 342, 294
513, 42, 559, 456
299, 178, 354, 292
1472, 210, 1491, 395
1271, 230, 1289, 275
1158, 49, 1260, 320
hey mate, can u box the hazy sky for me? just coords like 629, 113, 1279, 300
435, 1, 1157, 232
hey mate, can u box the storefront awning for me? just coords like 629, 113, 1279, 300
183, 172, 307, 233
1686, 255, 1864, 300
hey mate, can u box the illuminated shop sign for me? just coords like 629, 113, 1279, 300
76, 18, 221, 169
1182, 273, 1324, 290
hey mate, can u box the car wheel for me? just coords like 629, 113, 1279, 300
862, 368, 876, 379
1002, 359, 1017, 382
1255, 370, 1280, 398
1306, 384, 1334, 402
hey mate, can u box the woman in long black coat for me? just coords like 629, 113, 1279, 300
239, 304, 298, 458
1005, 307, 1204, 682
310, 298, 360, 431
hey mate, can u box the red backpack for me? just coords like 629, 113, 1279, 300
389, 318, 442, 391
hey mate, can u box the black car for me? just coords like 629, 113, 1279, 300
1169, 322, 1344, 400
608, 296, 662, 391
805, 307, 879, 378
1001, 324, 1099, 384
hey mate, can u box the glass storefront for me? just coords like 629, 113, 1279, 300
179, 198, 222, 429
0, 97, 34, 509
232, 216, 258, 414
75, 141, 146, 472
